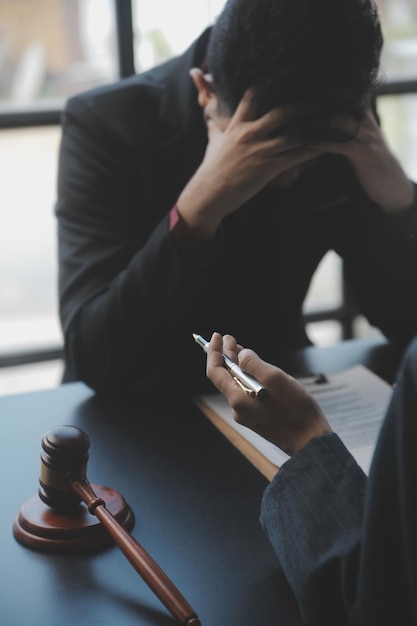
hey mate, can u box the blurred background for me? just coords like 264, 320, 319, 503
0, 0, 416, 395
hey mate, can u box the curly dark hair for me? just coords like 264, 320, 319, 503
206, 0, 383, 139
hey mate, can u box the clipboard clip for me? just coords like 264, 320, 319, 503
300, 373, 329, 387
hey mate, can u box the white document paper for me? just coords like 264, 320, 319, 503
197, 365, 393, 475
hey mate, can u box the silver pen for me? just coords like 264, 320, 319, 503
193, 333, 268, 399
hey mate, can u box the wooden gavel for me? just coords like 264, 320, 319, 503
13, 425, 201, 626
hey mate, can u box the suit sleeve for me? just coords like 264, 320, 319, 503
55, 94, 211, 395
334, 175, 417, 348
260, 433, 367, 626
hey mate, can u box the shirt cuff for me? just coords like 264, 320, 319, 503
169, 204, 221, 265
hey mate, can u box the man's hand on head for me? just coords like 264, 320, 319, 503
176, 88, 320, 240
309, 97, 415, 212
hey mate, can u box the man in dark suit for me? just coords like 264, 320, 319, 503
56, 0, 417, 397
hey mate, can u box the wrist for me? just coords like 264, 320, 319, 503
287, 422, 333, 456
380, 179, 415, 214
176, 188, 223, 241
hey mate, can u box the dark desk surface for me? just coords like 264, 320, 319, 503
0, 338, 403, 626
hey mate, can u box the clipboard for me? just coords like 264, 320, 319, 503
195, 365, 393, 479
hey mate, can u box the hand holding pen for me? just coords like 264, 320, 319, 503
193, 333, 268, 398
202, 332, 331, 456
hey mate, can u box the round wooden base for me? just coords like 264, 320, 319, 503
13, 484, 135, 553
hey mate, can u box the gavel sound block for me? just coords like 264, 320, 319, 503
13, 425, 201, 626
13, 425, 134, 552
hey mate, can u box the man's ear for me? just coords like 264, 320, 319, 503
189, 68, 216, 108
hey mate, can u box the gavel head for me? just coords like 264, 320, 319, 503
39, 425, 90, 511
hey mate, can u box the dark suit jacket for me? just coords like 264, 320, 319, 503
56, 28, 417, 396
261, 337, 417, 625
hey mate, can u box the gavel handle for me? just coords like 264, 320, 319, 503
70, 479, 201, 626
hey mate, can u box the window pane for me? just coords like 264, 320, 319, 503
0, 360, 63, 396
132, 0, 227, 70
306, 320, 343, 347
131, 0, 417, 81
303, 251, 343, 314
0, 126, 62, 352
375, 0, 417, 80
378, 93, 417, 180
0, 0, 117, 111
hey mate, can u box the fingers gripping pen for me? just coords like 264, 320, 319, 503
193, 334, 268, 399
